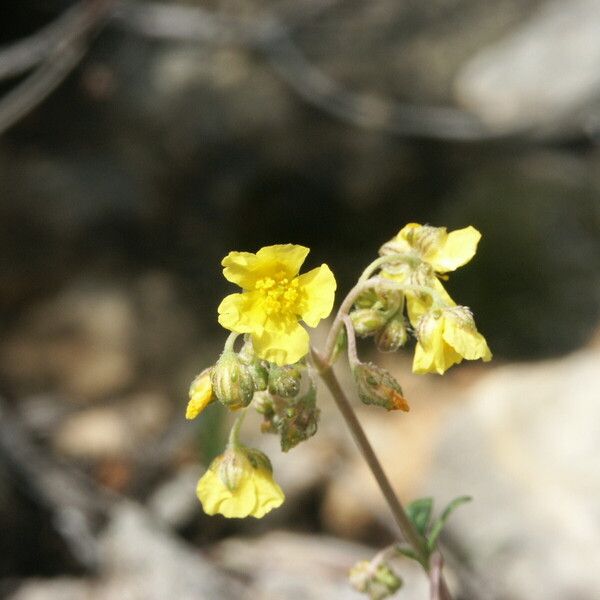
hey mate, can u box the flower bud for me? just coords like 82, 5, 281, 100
211, 350, 255, 409
278, 385, 320, 452
186, 369, 214, 419
375, 314, 408, 352
354, 288, 379, 309
248, 362, 269, 391
353, 362, 409, 412
349, 560, 403, 600
350, 308, 388, 337
268, 364, 302, 398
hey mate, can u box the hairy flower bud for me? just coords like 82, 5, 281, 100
353, 362, 409, 412
278, 385, 320, 452
354, 288, 380, 309
268, 364, 302, 398
349, 560, 403, 600
248, 362, 269, 391
350, 308, 388, 337
375, 314, 409, 352
211, 350, 255, 409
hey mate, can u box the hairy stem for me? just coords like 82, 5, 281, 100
341, 314, 359, 366
311, 347, 430, 566
227, 409, 247, 448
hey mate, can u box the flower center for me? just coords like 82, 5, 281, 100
255, 275, 301, 317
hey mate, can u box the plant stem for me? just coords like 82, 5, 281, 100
227, 409, 247, 448
311, 347, 430, 566
357, 253, 416, 283
323, 278, 377, 361
224, 332, 239, 352
341, 315, 359, 367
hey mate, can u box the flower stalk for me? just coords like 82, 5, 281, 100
310, 347, 430, 568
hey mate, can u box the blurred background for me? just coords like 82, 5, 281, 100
1, 1, 600, 598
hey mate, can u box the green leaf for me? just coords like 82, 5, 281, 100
406, 497, 433, 536
394, 545, 421, 562
427, 496, 472, 551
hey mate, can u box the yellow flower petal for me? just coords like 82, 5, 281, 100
252, 322, 310, 366
222, 245, 309, 289
196, 450, 284, 518
186, 372, 213, 419
427, 226, 481, 273
443, 316, 492, 362
296, 264, 337, 327
250, 469, 285, 518
412, 307, 491, 375
197, 469, 257, 518
217, 291, 267, 335
405, 277, 455, 327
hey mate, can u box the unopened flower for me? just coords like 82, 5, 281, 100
211, 350, 255, 410
186, 371, 214, 419
375, 313, 408, 353
268, 364, 302, 398
413, 306, 492, 374
196, 446, 284, 518
353, 362, 409, 412
218, 244, 337, 366
349, 560, 403, 600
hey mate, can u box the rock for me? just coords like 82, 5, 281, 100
0, 281, 136, 400
424, 342, 600, 600
8, 579, 90, 600
455, 0, 600, 131
53, 407, 132, 459
9, 502, 251, 600
52, 393, 170, 461
148, 464, 204, 528
211, 530, 429, 600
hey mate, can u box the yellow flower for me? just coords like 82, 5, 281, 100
186, 371, 213, 419
196, 447, 284, 518
381, 223, 481, 273
413, 306, 492, 374
380, 224, 482, 325
217, 244, 337, 365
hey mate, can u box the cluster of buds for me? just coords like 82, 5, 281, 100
349, 287, 409, 353
189, 336, 321, 453
257, 384, 319, 451
256, 363, 320, 452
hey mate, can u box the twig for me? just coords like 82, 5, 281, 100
0, 0, 117, 136
115, 1, 526, 141
0, 2, 85, 81
0, 396, 112, 570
